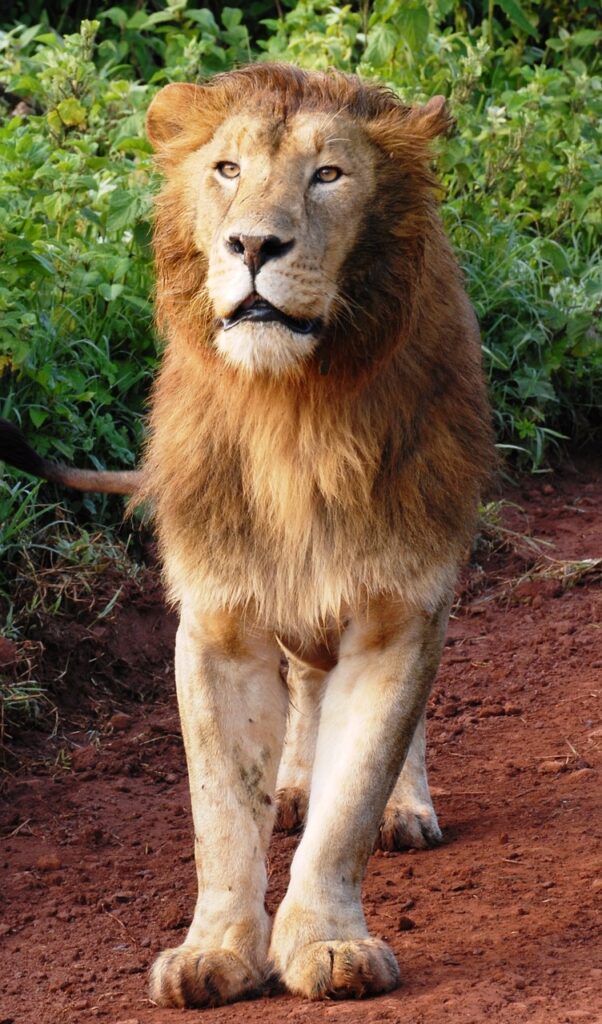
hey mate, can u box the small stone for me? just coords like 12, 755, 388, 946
161, 907, 187, 930
541, 483, 555, 495
113, 891, 134, 903
70, 745, 98, 771
478, 705, 505, 718
538, 760, 566, 774
0, 637, 19, 668
591, 878, 602, 892
556, 621, 575, 636
398, 915, 416, 931
504, 703, 523, 716
440, 701, 460, 718
110, 712, 133, 732
36, 853, 62, 871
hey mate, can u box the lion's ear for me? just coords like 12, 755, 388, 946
407, 95, 454, 139
146, 83, 207, 149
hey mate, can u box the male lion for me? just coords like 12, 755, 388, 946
0, 63, 493, 1007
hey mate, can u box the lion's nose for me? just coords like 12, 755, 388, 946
226, 233, 294, 275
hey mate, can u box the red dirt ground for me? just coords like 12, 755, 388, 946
1, 463, 601, 1024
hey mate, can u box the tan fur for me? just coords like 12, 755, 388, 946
140, 64, 494, 1007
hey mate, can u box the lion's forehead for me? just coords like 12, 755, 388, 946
206, 111, 374, 174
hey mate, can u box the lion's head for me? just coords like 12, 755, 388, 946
147, 64, 451, 377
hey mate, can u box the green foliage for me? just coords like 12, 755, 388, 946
0, 0, 600, 575
0, 19, 155, 516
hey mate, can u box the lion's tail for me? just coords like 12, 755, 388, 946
0, 419, 142, 495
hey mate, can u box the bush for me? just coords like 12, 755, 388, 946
0, 0, 600, 531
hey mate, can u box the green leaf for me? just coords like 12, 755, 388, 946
100, 6, 128, 29
221, 7, 243, 31
29, 408, 49, 428
126, 10, 150, 29
186, 9, 219, 32
368, 0, 402, 26
34, 32, 59, 45
363, 22, 398, 66
395, 4, 430, 52
496, 0, 537, 38
571, 29, 602, 47
17, 23, 43, 48
143, 11, 179, 26
114, 136, 152, 154
56, 99, 87, 127
99, 283, 125, 302
106, 191, 140, 233
46, 110, 63, 134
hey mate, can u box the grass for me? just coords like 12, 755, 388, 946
0, 491, 144, 754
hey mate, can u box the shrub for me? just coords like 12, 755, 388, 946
0, 0, 600, 533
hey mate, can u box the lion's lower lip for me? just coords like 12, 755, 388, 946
222, 299, 321, 336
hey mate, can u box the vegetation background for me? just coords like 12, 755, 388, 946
0, 2, 600, 731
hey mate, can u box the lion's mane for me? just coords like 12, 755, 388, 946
141, 64, 493, 635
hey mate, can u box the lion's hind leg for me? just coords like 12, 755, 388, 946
275, 658, 325, 832
150, 606, 287, 1009
276, 660, 441, 851
377, 710, 443, 851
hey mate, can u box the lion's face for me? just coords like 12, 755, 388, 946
176, 111, 377, 375
147, 67, 452, 379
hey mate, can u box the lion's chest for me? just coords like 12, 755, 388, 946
160, 442, 456, 635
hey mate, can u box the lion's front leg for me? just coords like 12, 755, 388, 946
269, 600, 450, 1000
150, 606, 286, 1009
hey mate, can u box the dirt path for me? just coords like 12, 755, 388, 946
1, 465, 601, 1024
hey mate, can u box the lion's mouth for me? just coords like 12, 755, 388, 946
222, 293, 322, 336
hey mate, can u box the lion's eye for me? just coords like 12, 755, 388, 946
216, 162, 240, 179
313, 166, 342, 184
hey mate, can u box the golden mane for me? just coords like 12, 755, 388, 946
141, 64, 493, 637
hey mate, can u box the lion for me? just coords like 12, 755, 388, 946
0, 63, 493, 1007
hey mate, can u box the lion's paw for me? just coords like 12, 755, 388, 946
275, 786, 308, 831
377, 800, 443, 851
149, 945, 262, 1008
277, 937, 400, 1000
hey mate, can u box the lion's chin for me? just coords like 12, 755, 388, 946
214, 321, 318, 376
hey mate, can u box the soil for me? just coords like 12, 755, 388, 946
1, 461, 601, 1024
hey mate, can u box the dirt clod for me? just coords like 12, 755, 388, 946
537, 760, 566, 774
0, 637, 18, 667
35, 853, 62, 871
110, 712, 134, 732
70, 745, 98, 771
